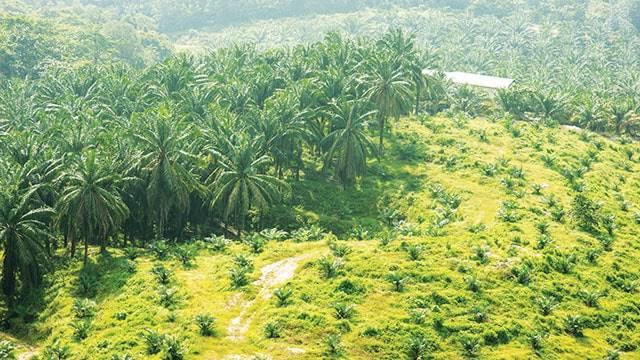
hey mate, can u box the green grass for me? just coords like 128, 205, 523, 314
8, 115, 640, 359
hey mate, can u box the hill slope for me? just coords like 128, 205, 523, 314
11, 115, 640, 359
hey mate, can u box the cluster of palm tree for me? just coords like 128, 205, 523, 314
0, 30, 428, 307
192, 1, 640, 134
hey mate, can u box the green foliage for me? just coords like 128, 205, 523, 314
571, 194, 602, 233
1, 8, 640, 357
406, 333, 436, 360
71, 320, 91, 341
245, 234, 266, 254
229, 267, 250, 288
387, 272, 407, 292
158, 286, 178, 308
141, 329, 164, 355
195, 314, 216, 336
151, 264, 173, 285
564, 315, 586, 337
43, 340, 72, 360
174, 246, 195, 267
318, 256, 343, 279
0, 340, 15, 360
324, 334, 344, 358
162, 335, 185, 360
264, 321, 281, 339
274, 287, 293, 307
332, 302, 356, 320
72, 298, 97, 319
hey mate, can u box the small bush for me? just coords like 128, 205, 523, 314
274, 287, 293, 307
564, 315, 586, 337
333, 303, 356, 320
206, 235, 228, 252
460, 335, 481, 358
387, 272, 407, 292
407, 245, 424, 261
547, 252, 575, 274
571, 195, 601, 232
324, 334, 344, 358
260, 228, 288, 241
330, 242, 352, 257
233, 254, 253, 271
497, 200, 520, 223
264, 322, 281, 339
162, 335, 185, 360
292, 224, 325, 242
579, 290, 603, 308
124, 247, 140, 260
141, 329, 164, 354
550, 206, 565, 222
174, 246, 195, 267
531, 183, 545, 195
0, 340, 15, 360
72, 298, 97, 319
151, 240, 171, 260
605, 349, 621, 360
229, 267, 250, 288
407, 333, 437, 360
151, 264, 172, 285
318, 256, 343, 279
465, 276, 481, 292
510, 262, 532, 285
350, 226, 370, 240
535, 234, 553, 250
528, 332, 545, 352
195, 314, 216, 336
158, 287, 178, 308
71, 320, 91, 341
77, 270, 98, 298
245, 233, 266, 254
473, 246, 490, 264
43, 340, 72, 360
336, 279, 364, 295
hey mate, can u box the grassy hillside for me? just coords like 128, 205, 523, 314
7, 115, 640, 359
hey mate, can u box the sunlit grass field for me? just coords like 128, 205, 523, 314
9, 115, 640, 359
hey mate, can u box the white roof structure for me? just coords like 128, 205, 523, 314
423, 69, 514, 90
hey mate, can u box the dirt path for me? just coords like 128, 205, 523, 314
226, 254, 313, 342
18, 348, 38, 360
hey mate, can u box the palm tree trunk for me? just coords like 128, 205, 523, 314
83, 237, 89, 267
378, 113, 386, 157
100, 234, 108, 254
70, 233, 77, 258
415, 84, 422, 115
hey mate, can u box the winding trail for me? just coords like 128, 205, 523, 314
227, 254, 313, 342
18, 347, 38, 360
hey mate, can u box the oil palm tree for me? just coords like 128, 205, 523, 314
0, 185, 53, 307
609, 98, 638, 135
322, 100, 377, 186
361, 56, 412, 156
134, 109, 200, 240
57, 152, 129, 266
209, 137, 288, 235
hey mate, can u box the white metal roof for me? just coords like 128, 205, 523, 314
423, 69, 514, 89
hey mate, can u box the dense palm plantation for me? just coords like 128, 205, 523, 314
0, 33, 423, 306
